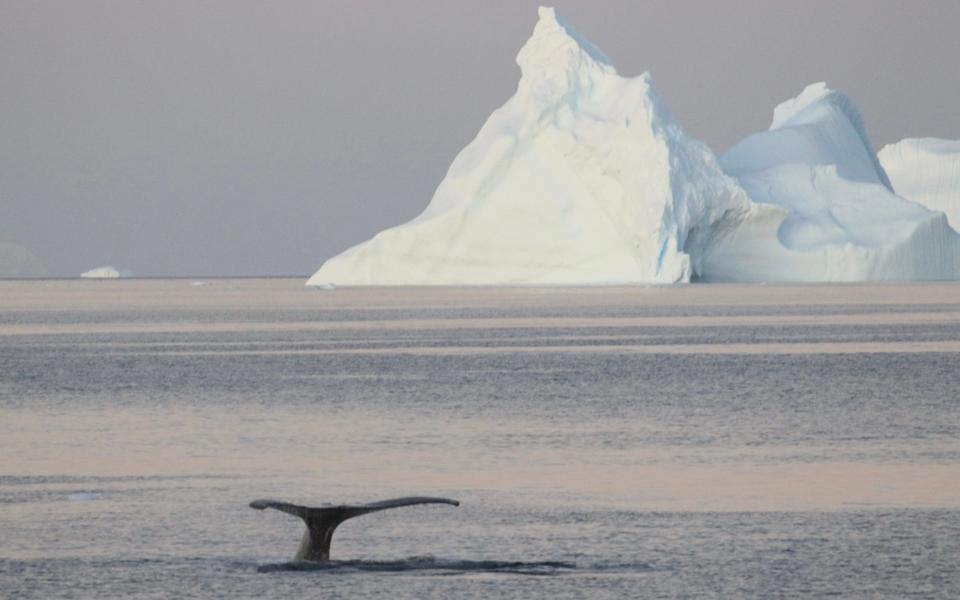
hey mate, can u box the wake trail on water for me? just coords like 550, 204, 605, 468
255, 556, 584, 575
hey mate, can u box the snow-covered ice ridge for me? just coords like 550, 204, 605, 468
308, 7, 960, 286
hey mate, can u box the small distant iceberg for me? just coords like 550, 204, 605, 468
80, 266, 130, 279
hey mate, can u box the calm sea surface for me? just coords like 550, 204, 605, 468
1, 279, 958, 598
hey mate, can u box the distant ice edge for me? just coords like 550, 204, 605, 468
307, 7, 960, 287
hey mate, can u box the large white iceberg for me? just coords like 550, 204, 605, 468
878, 138, 960, 231
308, 7, 749, 286
705, 83, 960, 282
308, 7, 960, 286
0, 241, 47, 278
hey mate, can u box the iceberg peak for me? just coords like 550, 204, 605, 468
516, 7, 614, 105
725, 81, 892, 190
525, 7, 611, 67
770, 81, 831, 129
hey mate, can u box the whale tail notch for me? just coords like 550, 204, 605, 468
249, 496, 460, 562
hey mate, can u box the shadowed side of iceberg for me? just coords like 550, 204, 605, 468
705, 83, 960, 282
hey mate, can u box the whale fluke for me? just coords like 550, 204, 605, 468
249, 496, 460, 562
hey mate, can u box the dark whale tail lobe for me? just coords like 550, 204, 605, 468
250, 496, 460, 562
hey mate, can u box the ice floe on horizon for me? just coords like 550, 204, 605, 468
80, 266, 131, 279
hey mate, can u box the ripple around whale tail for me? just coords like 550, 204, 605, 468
256, 556, 579, 575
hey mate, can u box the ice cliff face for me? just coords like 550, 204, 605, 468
705, 83, 960, 282
307, 7, 749, 285
879, 138, 960, 231
308, 8, 960, 286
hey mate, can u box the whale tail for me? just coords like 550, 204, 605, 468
249, 496, 460, 562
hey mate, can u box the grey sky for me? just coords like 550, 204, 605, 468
2, 1, 958, 277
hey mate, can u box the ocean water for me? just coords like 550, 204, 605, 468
1, 279, 958, 599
